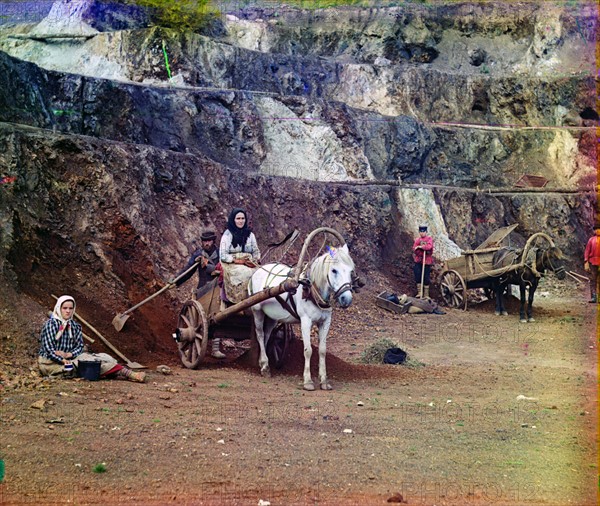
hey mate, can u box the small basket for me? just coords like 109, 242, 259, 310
77, 360, 101, 381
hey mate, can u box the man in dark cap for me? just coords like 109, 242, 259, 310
175, 230, 224, 357
176, 230, 219, 295
584, 223, 600, 303
412, 225, 434, 298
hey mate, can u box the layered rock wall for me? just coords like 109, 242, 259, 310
0, 1, 596, 344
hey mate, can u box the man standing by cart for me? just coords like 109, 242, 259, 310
413, 225, 434, 298
176, 230, 219, 296
176, 230, 225, 358
584, 223, 600, 303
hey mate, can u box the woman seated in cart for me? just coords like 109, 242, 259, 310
38, 295, 146, 382
214, 208, 261, 358
220, 208, 261, 267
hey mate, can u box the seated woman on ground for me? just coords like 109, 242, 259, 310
38, 295, 146, 382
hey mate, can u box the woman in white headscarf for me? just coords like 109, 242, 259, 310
38, 295, 145, 382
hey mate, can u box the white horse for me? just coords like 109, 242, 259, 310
249, 244, 355, 391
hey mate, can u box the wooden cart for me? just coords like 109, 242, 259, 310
173, 227, 347, 369
439, 225, 556, 310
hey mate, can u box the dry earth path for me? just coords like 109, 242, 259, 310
0, 281, 597, 505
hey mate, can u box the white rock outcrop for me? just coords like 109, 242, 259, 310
30, 0, 99, 38
396, 188, 462, 262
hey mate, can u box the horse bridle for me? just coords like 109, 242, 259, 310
326, 272, 354, 302
542, 250, 565, 277
300, 262, 356, 309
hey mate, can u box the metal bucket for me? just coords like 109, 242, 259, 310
77, 360, 101, 381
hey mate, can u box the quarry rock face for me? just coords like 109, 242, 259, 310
0, 121, 393, 319
0, 1, 596, 343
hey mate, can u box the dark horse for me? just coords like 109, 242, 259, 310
492, 245, 566, 322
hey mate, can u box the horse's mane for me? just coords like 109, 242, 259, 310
540, 246, 565, 260
309, 246, 355, 290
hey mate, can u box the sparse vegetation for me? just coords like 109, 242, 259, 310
128, 0, 216, 32
360, 338, 397, 364
284, 0, 367, 7
92, 463, 107, 473
403, 356, 425, 368
360, 337, 424, 367
556, 316, 579, 324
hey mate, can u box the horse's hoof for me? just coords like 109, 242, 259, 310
303, 381, 315, 391
260, 367, 271, 378
520, 319, 527, 323
320, 382, 333, 390
528, 318, 536, 323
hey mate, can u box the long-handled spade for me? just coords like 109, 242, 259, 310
419, 248, 427, 299
112, 261, 200, 332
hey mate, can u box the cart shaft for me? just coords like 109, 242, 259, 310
210, 279, 299, 325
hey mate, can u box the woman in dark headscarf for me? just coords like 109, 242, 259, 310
219, 208, 260, 264
214, 208, 261, 359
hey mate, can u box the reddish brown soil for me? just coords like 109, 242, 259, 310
0, 276, 597, 506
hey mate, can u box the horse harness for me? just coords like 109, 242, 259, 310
274, 291, 301, 320
273, 261, 357, 316
498, 247, 562, 285
272, 275, 331, 318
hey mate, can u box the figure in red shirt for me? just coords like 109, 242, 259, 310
412, 225, 434, 298
584, 224, 600, 303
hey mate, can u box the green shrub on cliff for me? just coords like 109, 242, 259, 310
129, 0, 215, 32
284, 0, 369, 7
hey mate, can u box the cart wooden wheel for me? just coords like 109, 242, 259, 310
440, 270, 468, 310
176, 300, 208, 369
267, 323, 293, 369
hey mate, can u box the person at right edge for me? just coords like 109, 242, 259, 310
584, 223, 600, 303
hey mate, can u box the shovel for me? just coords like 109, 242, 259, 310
112, 261, 200, 331
419, 248, 427, 299
51, 295, 146, 370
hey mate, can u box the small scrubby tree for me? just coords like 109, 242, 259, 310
128, 0, 214, 32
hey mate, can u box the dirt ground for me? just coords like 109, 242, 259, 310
0, 275, 597, 506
